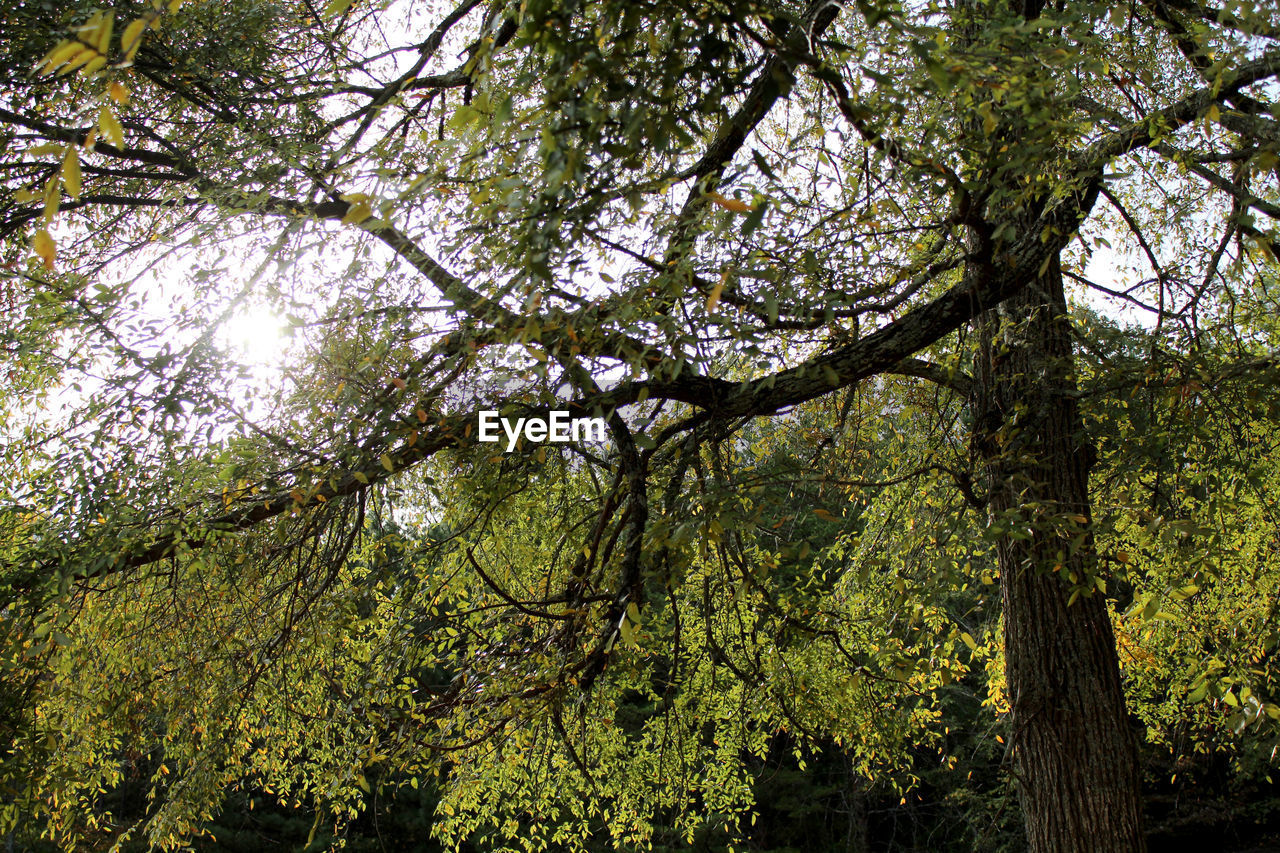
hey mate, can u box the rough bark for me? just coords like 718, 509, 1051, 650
976, 257, 1146, 852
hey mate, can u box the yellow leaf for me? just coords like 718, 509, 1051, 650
43, 176, 61, 221
76, 13, 102, 47
121, 19, 147, 61
1206, 103, 1220, 123
62, 147, 82, 199
57, 47, 98, 77
705, 269, 727, 312
99, 105, 124, 148
977, 102, 996, 135
707, 190, 754, 213
79, 55, 109, 77
94, 12, 114, 54
108, 81, 130, 104
342, 201, 372, 225
380, 454, 394, 472
37, 40, 81, 75
324, 0, 355, 18
14, 188, 38, 203
306, 813, 320, 847
33, 229, 56, 270
167, 0, 185, 12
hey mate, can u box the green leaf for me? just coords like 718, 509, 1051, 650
750, 149, 777, 181
740, 200, 768, 237
324, 0, 354, 18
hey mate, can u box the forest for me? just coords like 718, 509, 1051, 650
1, 0, 1279, 850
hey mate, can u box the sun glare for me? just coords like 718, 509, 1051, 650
221, 308, 289, 368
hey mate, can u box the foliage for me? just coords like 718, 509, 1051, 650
1, 0, 1280, 849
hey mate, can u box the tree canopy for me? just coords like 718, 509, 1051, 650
2, 0, 1280, 850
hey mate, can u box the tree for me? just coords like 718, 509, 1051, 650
2, 0, 1279, 850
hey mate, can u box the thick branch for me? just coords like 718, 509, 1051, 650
1080, 47, 1280, 167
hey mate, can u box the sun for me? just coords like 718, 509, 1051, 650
220, 307, 289, 368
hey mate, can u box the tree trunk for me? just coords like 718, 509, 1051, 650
976, 257, 1146, 852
